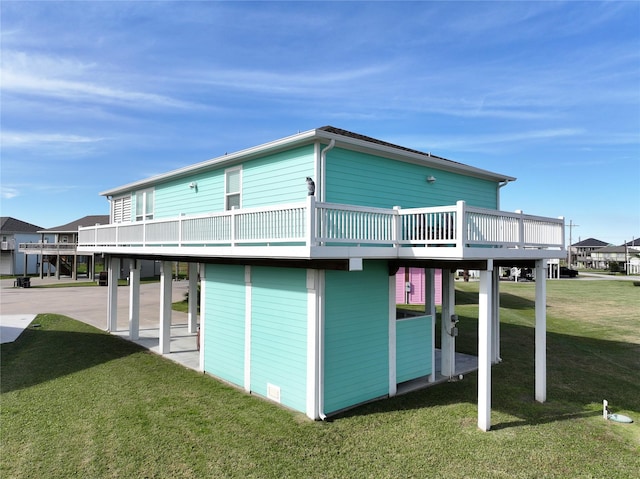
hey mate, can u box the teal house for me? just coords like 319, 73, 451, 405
78, 127, 565, 431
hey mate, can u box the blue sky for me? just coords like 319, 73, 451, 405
1, 1, 638, 245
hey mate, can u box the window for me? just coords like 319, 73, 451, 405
135, 189, 154, 221
111, 195, 132, 223
225, 167, 241, 210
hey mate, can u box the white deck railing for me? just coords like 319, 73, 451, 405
77, 197, 565, 257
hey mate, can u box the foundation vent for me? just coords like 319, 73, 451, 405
267, 383, 281, 403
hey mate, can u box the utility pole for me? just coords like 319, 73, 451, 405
566, 220, 579, 267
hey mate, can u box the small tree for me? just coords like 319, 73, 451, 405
609, 262, 621, 273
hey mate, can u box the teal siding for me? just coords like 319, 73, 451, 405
396, 316, 433, 383
154, 171, 225, 218
250, 267, 307, 412
325, 148, 498, 209
324, 261, 390, 414
242, 145, 315, 207
151, 145, 314, 219
203, 264, 245, 386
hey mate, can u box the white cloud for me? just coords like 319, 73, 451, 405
1, 186, 20, 199
1, 51, 193, 109
1, 131, 107, 147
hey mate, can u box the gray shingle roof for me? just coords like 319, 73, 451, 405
40, 215, 110, 233
0, 217, 44, 233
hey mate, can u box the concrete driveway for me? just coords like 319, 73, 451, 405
0, 277, 189, 342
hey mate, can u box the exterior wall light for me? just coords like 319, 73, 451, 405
189, 182, 197, 189
426, 176, 436, 184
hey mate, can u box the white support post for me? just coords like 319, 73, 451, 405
244, 266, 252, 393
159, 260, 172, 354
106, 256, 120, 332
440, 269, 456, 378
478, 260, 493, 432
306, 269, 320, 419
306, 195, 317, 247
425, 268, 436, 382
388, 274, 397, 397
198, 266, 207, 372
491, 267, 501, 364
129, 259, 140, 341
535, 259, 547, 403
187, 263, 198, 334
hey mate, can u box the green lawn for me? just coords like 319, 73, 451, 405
2, 280, 639, 478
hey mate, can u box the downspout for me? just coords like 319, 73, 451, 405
317, 270, 327, 420
319, 139, 336, 202
497, 179, 513, 210
317, 140, 334, 420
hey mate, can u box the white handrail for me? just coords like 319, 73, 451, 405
77, 200, 565, 252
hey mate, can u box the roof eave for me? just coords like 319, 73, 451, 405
100, 127, 515, 197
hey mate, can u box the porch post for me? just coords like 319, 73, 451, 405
198, 265, 207, 372
478, 260, 493, 431
388, 273, 397, 397
424, 268, 436, 382
440, 269, 456, 378
159, 260, 172, 354
244, 266, 252, 393
535, 259, 547, 403
187, 263, 199, 334
56, 253, 61, 279
491, 267, 501, 363
306, 269, 320, 419
129, 259, 140, 341
106, 256, 120, 332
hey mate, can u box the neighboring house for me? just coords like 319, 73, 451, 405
0, 217, 54, 276
590, 242, 640, 274
77, 126, 565, 431
570, 237, 610, 269
395, 267, 442, 305
19, 215, 110, 280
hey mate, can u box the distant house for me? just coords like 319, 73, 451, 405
590, 241, 640, 274
570, 237, 609, 268
19, 215, 110, 279
0, 217, 54, 276
77, 126, 566, 431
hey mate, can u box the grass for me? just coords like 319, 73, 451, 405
2, 280, 639, 478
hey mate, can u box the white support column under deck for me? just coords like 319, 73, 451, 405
306, 269, 320, 419
440, 269, 456, 378
478, 260, 494, 432
159, 261, 172, 354
388, 274, 397, 397
187, 263, 199, 334
129, 259, 140, 341
425, 268, 436, 382
106, 256, 120, 332
491, 268, 501, 364
244, 266, 252, 393
535, 259, 547, 403
198, 266, 207, 372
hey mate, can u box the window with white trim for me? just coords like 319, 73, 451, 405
111, 195, 132, 223
135, 188, 154, 221
225, 167, 241, 210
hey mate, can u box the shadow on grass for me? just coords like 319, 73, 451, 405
456, 288, 536, 309
0, 314, 143, 394
332, 320, 639, 430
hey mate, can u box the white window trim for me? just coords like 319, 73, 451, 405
135, 188, 154, 221
224, 166, 242, 211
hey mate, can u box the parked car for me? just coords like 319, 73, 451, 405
560, 267, 579, 278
